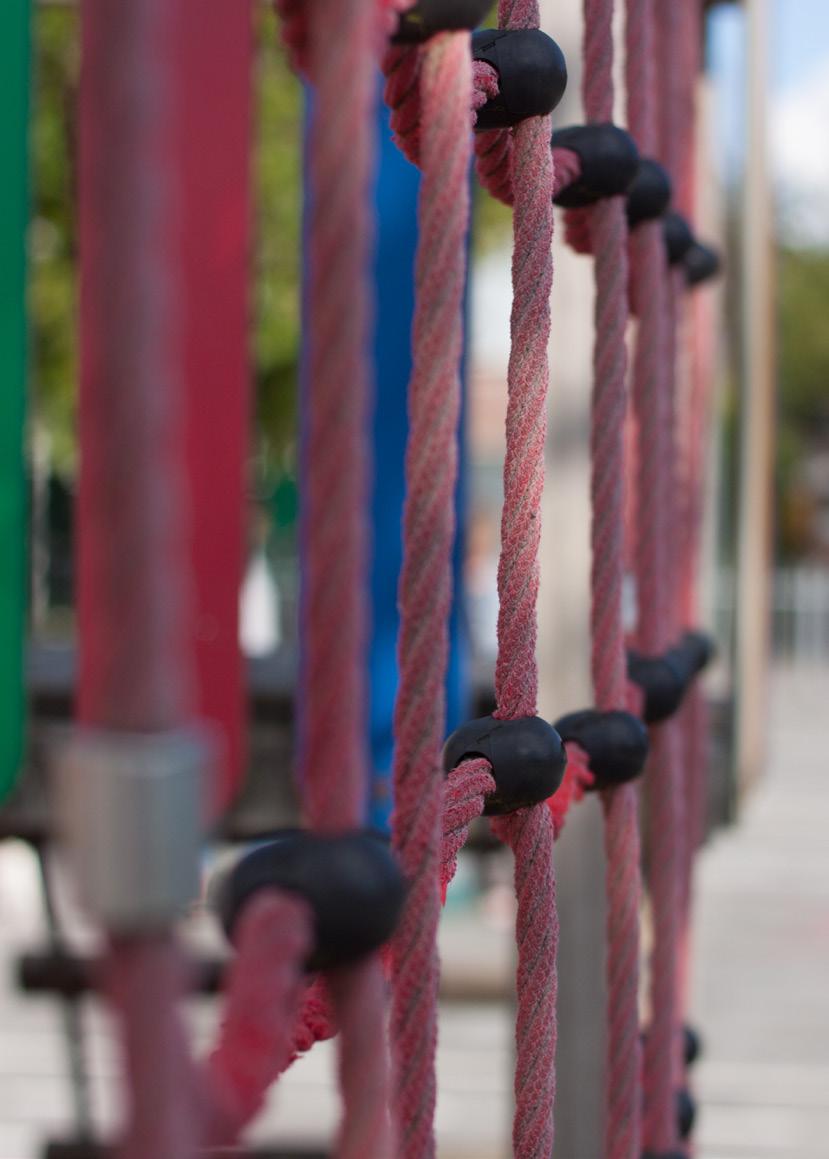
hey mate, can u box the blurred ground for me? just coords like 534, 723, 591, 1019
691, 664, 829, 1159
0, 665, 827, 1158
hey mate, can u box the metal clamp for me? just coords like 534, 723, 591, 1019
56, 727, 210, 932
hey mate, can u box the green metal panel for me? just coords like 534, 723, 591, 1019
0, 0, 30, 800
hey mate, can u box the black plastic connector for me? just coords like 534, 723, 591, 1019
626, 158, 672, 227
677, 1088, 697, 1140
442, 714, 566, 815
664, 212, 695, 265
393, 0, 491, 43
628, 631, 716, 724
684, 1023, 703, 1067
684, 240, 722, 287
553, 709, 649, 789
551, 123, 640, 207
472, 28, 567, 131
213, 829, 406, 972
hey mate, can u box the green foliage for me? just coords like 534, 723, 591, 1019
30, 4, 79, 474
775, 247, 829, 558
28, 7, 304, 481
778, 248, 829, 432
252, 8, 303, 478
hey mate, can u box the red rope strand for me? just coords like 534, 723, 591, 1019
388, 30, 474, 1159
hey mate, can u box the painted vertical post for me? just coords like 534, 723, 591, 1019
735, 0, 774, 791
0, 0, 30, 801
172, 2, 253, 812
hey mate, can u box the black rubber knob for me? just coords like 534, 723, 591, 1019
677, 1087, 697, 1140
628, 631, 714, 723
552, 123, 640, 207
553, 709, 649, 789
684, 240, 722, 287
442, 714, 566, 815
472, 28, 568, 130
214, 829, 406, 972
626, 158, 672, 227
393, 0, 491, 43
684, 1023, 703, 1066
663, 212, 695, 265
627, 650, 686, 723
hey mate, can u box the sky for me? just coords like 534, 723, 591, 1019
710, 0, 829, 247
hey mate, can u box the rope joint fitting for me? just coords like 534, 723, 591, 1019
553, 709, 649, 789
626, 157, 672, 227
552, 123, 640, 207
56, 727, 209, 932
684, 240, 722, 287
393, 0, 490, 44
472, 28, 568, 131
442, 714, 566, 815
628, 630, 715, 723
663, 211, 695, 265
212, 829, 406, 972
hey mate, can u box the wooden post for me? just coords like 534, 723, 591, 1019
735, 0, 775, 791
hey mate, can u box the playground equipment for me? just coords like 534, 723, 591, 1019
0, 0, 743, 1156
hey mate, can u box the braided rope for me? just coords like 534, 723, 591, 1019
291, 2, 395, 1152
205, 892, 313, 1144
388, 31, 473, 1159
627, 0, 684, 1149
578, 3, 644, 1156
476, 3, 560, 1154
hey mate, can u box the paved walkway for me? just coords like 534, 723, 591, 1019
692, 665, 829, 1159
0, 665, 827, 1157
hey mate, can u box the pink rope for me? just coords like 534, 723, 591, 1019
383, 47, 497, 166
106, 939, 200, 1159
388, 31, 473, 1159
626, 0, 683, 1149
298, 0, 395, 1151
579, 3, 644, 1156
78, 4, 200, 1155
475, 2, 560, 1153
205, 891, 313, 1145
440, 759, 496, 897
491, 805, 559, 1159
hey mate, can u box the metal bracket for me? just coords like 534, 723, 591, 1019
55, 728, 208, 931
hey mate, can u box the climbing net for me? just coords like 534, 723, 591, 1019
45, 0, 724, 1157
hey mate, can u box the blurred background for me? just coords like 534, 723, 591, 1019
1, 0, 828, 1157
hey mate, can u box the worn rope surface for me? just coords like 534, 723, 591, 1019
482, 2, 559, 1155
578, 2, 644, 1155
626, 0, 683, 1150
205, 892, 312, 1144
296, 1, 394, 1152
388, 30, 473, 1159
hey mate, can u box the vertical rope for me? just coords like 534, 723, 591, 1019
481, 3, 559, 1155
78, 4, 198, 1155
389, 31, 473, 1159
627, 0, 683, 1149
300, 1, 393, 1152
579, 2, 643, 1155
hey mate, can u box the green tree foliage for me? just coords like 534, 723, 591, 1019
28, 6, 304, 481
776, 247, 829, 558
30, 4, 79, 474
